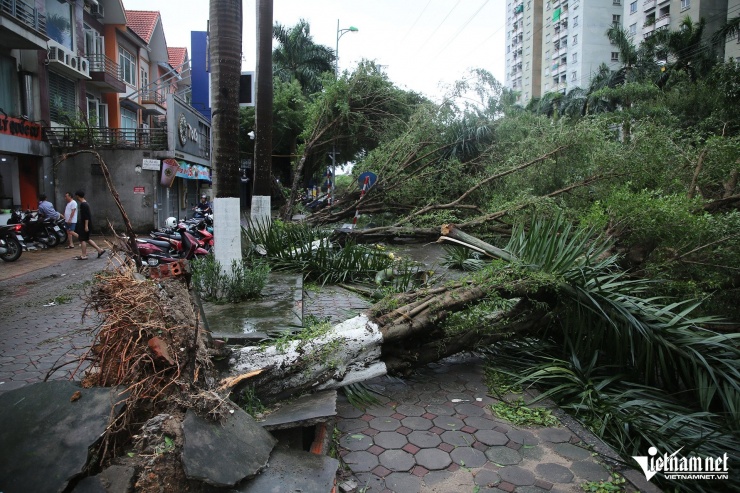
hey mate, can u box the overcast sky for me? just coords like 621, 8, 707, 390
120, 0, 506, 102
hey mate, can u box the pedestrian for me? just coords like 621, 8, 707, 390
73, 190, 106, 260
63, 192, 78, 249
37, 194, 60, 221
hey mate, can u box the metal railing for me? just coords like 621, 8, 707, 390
86, 53, 123, 81
0, 0, 46, 34
45, 126, 169, 151
140, 89, 166, 105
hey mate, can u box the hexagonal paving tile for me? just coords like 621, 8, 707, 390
475, 429, 509, 446
385, 471, 422, 492
484, 446, 523, 466
450, 446, 488, 468
340, 433, 373, 451
538, 427, 573, 443
365, 404, 396, 417
395, 403, 425, 417
425, 404, 455, 416
407, 430, 442, 448
498, 465, 536, 486
506, 429, 539, 445
474, 469, 501, 487
464, 416, 497, 430
552, 442, 593, 461
415, 448, 452, 470
379, 449, 416, 472
401, 416, 433, 431
441, 430, 475, 447
432, 416, 466, 431
343, 450, 379, 473
455, 402, 486, 417
373, 431, 408, 449
535, 463, 574, 484
369, 416, 402, 432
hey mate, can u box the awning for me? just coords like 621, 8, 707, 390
176, 160, 211, 182
119, 97, 145, 112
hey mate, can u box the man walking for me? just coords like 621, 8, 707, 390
73, 190, 106, 260
63, 192, 78, 249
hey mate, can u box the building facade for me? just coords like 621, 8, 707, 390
505, 0, 544, 104
625, 0, 729, 47
1, 0, 209, 232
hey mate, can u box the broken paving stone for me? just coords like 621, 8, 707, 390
71, 465, 137, 493
259, 390, 337, 431
339, 478, 358, 492
0, 381, 126, 493
232, 448, 339, 493
181, 405, 277, 487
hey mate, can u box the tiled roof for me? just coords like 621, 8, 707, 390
168, 47, 188, 73
125, 10, 160, 44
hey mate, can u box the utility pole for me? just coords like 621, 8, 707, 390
252, 0, 273, 224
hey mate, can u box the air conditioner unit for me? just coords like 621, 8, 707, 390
47, 45, 91, 80
90, 2, 104, 18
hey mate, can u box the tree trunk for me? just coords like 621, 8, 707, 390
229, 278, 553, 402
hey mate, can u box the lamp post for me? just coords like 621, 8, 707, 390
331, 20, 358, 204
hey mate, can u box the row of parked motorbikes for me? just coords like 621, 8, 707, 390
133, 214, 214, 266
0, 210, 215, 265
0, 209, 68, 262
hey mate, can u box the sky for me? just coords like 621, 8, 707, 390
120, 0, 507, 102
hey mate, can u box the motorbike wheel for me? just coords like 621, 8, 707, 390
43, 227, 59, 247
0, 236, 22, 262
55, 226, 68, 245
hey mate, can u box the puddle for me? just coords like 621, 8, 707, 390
203, 272, 301, 338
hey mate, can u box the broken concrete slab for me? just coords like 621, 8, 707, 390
232, 448, 339, 493
181, 405, 277, 487
71, 464, 136, 493
260, 390, 337, 431
0, 381, 126, 493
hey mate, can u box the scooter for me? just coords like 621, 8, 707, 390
0, 224, 26, 262
8, 210, 60, 248
136, 224, 208, 266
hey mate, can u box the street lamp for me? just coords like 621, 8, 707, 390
331, 21, 358, 204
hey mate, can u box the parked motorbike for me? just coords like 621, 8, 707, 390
136, 223, 208, 266
8, 210, 60, 248
0, 224, 25, 262
152, 216, 214, 252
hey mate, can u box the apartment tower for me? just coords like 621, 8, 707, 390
505, 0, 544, 103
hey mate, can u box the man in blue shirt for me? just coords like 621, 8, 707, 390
37, 194, 60, 221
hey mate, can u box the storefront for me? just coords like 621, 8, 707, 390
0, 116, 51, 215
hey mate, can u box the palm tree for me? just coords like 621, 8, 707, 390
273, 20, 336, 96
648, 16, 715, 85
209, 0, 242, 198
712, 14, 740, 46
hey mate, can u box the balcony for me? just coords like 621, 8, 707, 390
643, 0, 656, 10
87, 54, 126, 93
643, 22, 655, 36
46, 126, 169, 151
655, 13, 670, 29
0, 0, 48, 49
140, 89, 167, 116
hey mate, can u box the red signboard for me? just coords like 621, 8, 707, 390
133, 187, 146, 194
0, 116, 43, 141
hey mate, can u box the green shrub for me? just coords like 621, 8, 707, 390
192, 256, 270, 303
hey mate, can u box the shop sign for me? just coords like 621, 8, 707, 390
0, 116, 43, 141
133, 186, 146, 194
142, 158, 160, 171
176, 160, 211, 181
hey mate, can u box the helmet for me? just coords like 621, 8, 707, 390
165, 217, 177, 229
201, 194, 207, 200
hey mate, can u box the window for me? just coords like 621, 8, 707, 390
630, 1, 637, 13
119, 48, 136, 86
571, 71, 577, 81
681, 0, 689, 9
613, 14, 621, 25
121, 107, 137, 130
573, 15, 578, 26
545, 83, 550, 91
611, 52, 620, 61
0, 55, 19, 115
572, 52, 578, 63
49, 72, 76, 123
140, 66, 148, 92
629, 23, 637, 36
613, 0, 621, 4
573, 34, 578, 45
45, 0, 73, 50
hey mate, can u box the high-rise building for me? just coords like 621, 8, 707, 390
626, 0, 729, 48
541, 0, 625, 95
505, 0, 544, 104
725, 0, 740, 60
